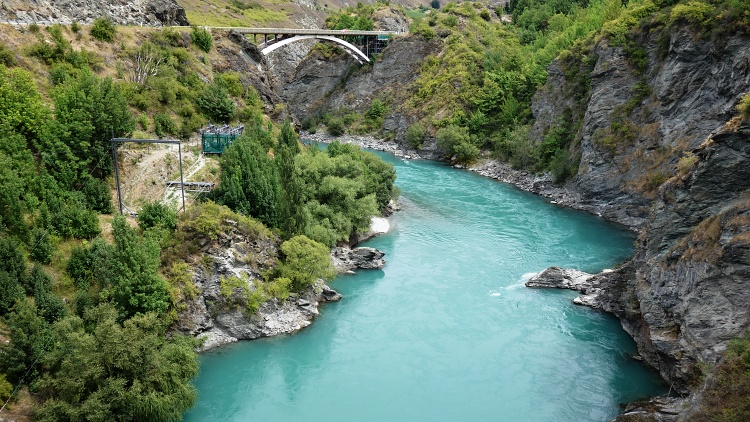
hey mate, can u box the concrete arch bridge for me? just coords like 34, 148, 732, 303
214, 27, 401, 64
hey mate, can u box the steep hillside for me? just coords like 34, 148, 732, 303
276, 0, 750, 416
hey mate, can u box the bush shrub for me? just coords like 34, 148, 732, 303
29, 228, 53, 264
0, 43, 16, 67
138, 201, 177, 232
191, 26, 213, 52
90, 17, 116, 42
197, 82, 235, 123
406, 123, 426, 149
276, 235, 336, 291
154, 112, 177, 137
737, 93, 750, 119
327, 117, 345, 136
669, 1, 714, 27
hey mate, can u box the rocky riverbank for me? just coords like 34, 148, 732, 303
302, 132, 636, 230
175, 205, 392, 352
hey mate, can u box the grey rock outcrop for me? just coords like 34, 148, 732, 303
525, 25, 750, 405
331, 246, 386, 273
196, 279, 339, 351
533, 122, 750, 395
218, 32, 282, 114
145, 0, 189, 26
281, 36, 440, 136
619, 121, 750, 393
171, 218, 341, 351
0, 0, 188, 26
530, 28, 750, 229
525, 266, 595, 291
526, 266, 615, 308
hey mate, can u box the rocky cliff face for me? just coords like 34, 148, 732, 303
0, 0, 188, 26
532, 28, 750, 229
526, 26, 750, 400
281, 36, 440, 131
171, 217, 340, 351
625, 121, 750, 393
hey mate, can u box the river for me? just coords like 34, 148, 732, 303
184, 151, 666, 421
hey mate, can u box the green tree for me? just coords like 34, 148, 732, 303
276, 120, 303, 237
326, 117, 345, 136
212, 132, 282, 228
0, 236, 27, 285
137, 201, 177, 232
0, 153, 29, 239
46, 197, 101, 240
436, 125, 470, 159
276, 235, 336, 291
197, 81, 235, 123
191, 26, 213, 52
47, 70, 133, 181
35, 304, 199, 421
294, 142, 396, 245
406, 123, 426, 149
90, 17, 116, 42
0, 270, 24, 316
0, 298, 53, 384
106, 216, 170, 318
29, 227, 53, 264
0, 65, 49, 146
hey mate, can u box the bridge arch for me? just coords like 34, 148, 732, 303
261, 35, 370, 63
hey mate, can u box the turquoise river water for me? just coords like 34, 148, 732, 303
184, 151, 666, 421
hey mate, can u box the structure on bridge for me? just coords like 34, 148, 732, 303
201, 123, 244, 154
227, 27, 399, 64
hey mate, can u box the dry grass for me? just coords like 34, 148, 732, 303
681, 214, 724, 263
1, 386, 38, 422
179, 0, 290, 27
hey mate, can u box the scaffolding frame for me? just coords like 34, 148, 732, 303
110, 138, 186, 215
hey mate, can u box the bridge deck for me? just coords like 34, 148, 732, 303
206, 27, 400, 37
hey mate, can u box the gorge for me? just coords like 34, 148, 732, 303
0, 0, 748, 420
184, 149, 666, 421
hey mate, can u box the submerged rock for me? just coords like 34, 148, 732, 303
331, 246, 386, 273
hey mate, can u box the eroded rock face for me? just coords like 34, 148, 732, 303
221, 32, 283, 115
0, 0, 188, 26
623, 122, 750, 392
534, 123, 750, 395
171, 220, 341, 351
281, 36, 440, 136
531, 29, 750, 229
525, 24, 750, 401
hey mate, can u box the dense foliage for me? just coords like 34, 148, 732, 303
0, 26, 214, 417
325, 0, 747, 174
90, 18, 116, 42
212, 122, 398, 246
34, 305, 198, 422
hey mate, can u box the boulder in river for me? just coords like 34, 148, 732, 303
331, 246, 386, 273
525, 266, 595, 291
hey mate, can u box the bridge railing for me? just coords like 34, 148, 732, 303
192, 27, 402, 37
